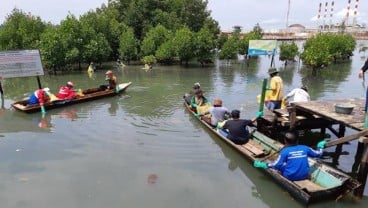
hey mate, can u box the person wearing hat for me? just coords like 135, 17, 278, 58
56, 81, 77, 100
219, 109, 261, 145
28, 87, 51, 114
253, 132, 326, 181
184, 82, 201, 104
190, 89, 209, 111
284, 86, 310, 104
266, 67, 284, 110
195, 99, 230, 126
99, 70, 118, 91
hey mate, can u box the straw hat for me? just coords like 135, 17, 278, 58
268, 67, 278, 75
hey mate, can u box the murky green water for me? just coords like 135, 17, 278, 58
1, 41, 368, 208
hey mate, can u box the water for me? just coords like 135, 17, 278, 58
1, 43, 368, 207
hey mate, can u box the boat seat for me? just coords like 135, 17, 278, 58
294, 180, 325, 192
240, 140, 265, 157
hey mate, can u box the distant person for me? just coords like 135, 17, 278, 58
184, 82, 201, 104
28, 88, 51, 114
284, 86, 310, 103
100, 70, 118, 91
116, 59, 125, 69
87, 62, 95, 73
195, 99, 230, 126
266, 68, 283, 110
358, 58, 368, 111
253, 132, 326, 181
56, 81, 76, 100
219, 110, 262, 145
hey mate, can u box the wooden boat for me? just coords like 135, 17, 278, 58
184, 100, 360, 204
12, 82, 132, 113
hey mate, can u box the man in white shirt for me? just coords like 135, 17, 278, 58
284, 86, 310, 103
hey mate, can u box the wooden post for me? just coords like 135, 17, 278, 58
320, 127, 326, 137
333, 124, 346, 164
36, 76, 42, 89
352, 137, 366, 173
0, 80, 3, 96
354, 143, 368, 198
289, 103, 296, 130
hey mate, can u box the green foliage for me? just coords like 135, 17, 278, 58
195, 27, 216, 66
279, 42, 298, 63
0, 0, 220, 70
141, 24, 171, 56
216, 33, 228, 50
0, 8, 46, 50
155, 40, 176, 64
301, 33, 356, 69
218, 36, 238, 60
141, 55, 157, 65
118, 27, 138, 62
172, 27, 195, 64
39, 26, 68, 70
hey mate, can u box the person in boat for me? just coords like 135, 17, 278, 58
358, 58, 368, 111
266, 67, 283, 110
219, 110, 262, 145
28, 87, 51, 114
184, 82, 201, 104
195, 99, 230, 127
56, 81, 76, 100
190, 88, 209, 110
99, 70, 118, 91
284, 86, 310, 104
253, 132, 326, 181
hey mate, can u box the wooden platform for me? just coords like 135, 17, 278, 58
293, 99, 365, 131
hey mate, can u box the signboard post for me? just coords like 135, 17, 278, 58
0, 50, 45, 94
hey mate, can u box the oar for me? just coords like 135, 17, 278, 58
325, 129, 368, 148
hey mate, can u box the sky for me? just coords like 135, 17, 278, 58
0, 0, 367, 32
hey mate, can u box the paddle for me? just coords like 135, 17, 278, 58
325, 129, 368, 148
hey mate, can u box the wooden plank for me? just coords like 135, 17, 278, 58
294, 180, 325, 192
325, 129, 368, 148
241, 140, 265, 156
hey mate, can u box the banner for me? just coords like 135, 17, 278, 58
248, 40, 277, 56
0, 50, 44, 79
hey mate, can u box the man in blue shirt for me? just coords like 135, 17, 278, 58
254, 132, 326, 181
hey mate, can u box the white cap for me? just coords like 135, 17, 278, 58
43, 87, 50, 92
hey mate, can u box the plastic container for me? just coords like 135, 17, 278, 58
334, 103, 355, 114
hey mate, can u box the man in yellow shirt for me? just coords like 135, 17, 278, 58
266, 67, 283, 110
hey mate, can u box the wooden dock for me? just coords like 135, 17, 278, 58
256, 98, 368, 197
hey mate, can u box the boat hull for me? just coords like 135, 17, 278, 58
12, 82, 132, 113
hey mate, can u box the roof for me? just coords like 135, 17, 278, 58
288, 24, 305, 29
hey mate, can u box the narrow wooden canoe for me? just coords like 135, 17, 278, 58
12, 82, 132, 113
184, 100, 360, 204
